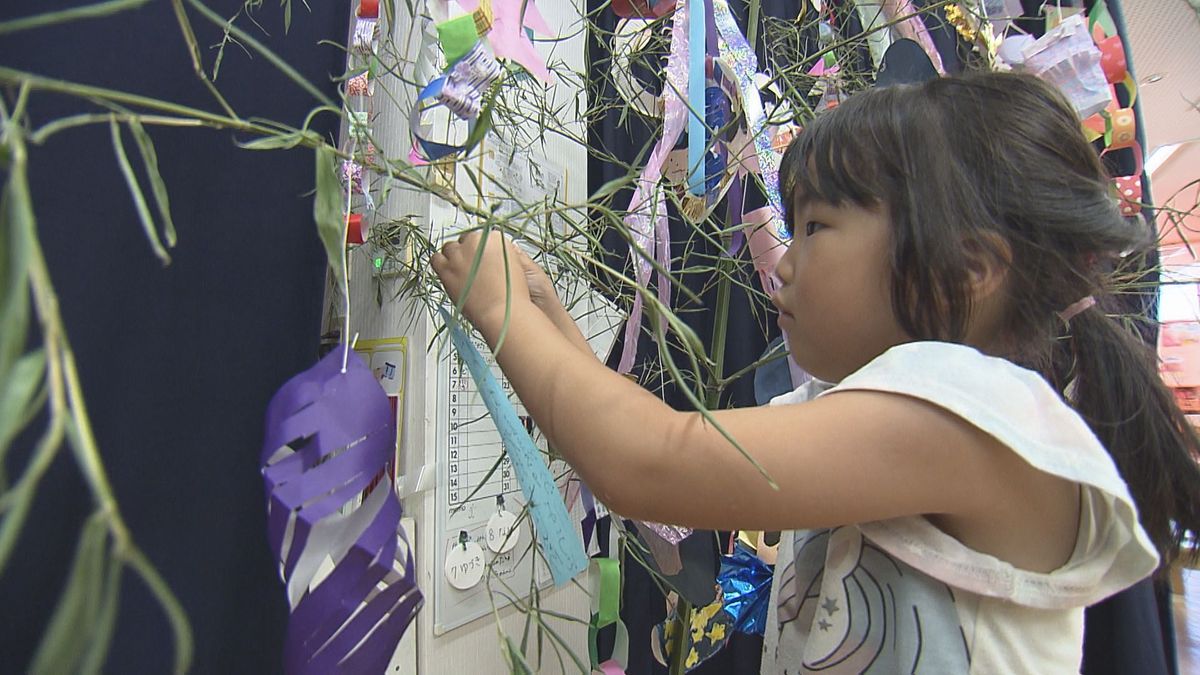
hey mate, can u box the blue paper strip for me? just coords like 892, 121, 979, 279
686, 0, 707, 195
440, 309, 588, 586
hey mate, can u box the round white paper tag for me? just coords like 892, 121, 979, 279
486, 510, 521, 554
444, 540, 485, 590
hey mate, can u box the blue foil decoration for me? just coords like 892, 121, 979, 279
719, 543, 772, 636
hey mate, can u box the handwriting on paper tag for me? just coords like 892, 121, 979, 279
445, 540, 486, 590
440, 310, 588, 586
486, 510, 521, 554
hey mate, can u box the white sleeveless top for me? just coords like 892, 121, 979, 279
760, 341, 1158, 674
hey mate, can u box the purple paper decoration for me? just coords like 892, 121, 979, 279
261, 346, 422, 674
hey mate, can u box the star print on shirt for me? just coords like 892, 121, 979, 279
822, 597, 839, 615
817, 619, 832, 632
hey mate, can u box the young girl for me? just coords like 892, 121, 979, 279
431, 71, 1200, 673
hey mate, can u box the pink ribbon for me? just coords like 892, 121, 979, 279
616, 1, 690, 375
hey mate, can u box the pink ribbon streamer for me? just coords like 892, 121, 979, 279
617, 1, 690, 375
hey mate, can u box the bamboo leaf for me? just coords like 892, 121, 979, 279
28, 512, 109, 675
109, 118, 170, 265
237, 130, 318, 151
78, 556, 124, 675
127, 118, 177, 248
0, 349, 45, 460
501, 635, 535, 675
126, 546, 194, 673
589, 174, 633, 202
0, 0, 150, 36
314, 144, 347, 295
0, 142, 33, 382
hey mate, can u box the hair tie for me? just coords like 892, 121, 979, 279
1058, 295, 1096, 323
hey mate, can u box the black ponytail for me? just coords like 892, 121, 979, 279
1062, 303, 1200, 565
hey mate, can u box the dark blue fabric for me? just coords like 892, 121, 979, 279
0, 2, 344, 671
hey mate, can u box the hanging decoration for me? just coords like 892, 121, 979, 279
260, 346, 422, 675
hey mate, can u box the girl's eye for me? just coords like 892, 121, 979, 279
805, 221, 825, 236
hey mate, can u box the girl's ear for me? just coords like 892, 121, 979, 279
962, 231, 1012, 300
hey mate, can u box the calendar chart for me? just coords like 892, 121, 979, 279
433, 328, 565, 633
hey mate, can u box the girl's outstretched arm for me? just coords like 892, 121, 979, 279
432, 232, 1066, 536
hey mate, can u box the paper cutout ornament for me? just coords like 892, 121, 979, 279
261, 346, 422, 674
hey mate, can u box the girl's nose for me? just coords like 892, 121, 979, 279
775, 244, 794, 284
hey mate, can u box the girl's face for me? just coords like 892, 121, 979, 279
772, 199, 911, 382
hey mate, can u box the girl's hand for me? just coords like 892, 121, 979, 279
512, 246, 564, 314
431, 231, 530, 332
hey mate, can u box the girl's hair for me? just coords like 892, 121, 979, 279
779, 71, 1200, 565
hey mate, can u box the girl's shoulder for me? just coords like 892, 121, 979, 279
802, 340, 1158, 608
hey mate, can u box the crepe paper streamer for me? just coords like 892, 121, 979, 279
717, 543, 772, 636
1021, 14, 1110, 119
346, 213, 366, 245
685, 0, 707, 196
712, 0, 786, 237
881, 0, 946, 75
616, 0, 691, 374
261, 346, 422, 675
456, 0, 556, 84
439, 309, 588, 585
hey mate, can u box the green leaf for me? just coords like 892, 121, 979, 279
109, 118, 170, 265
501, 635, 535, 675
313, 144, 347, 296
29, 512, 109, 675
0, 349, 45, 462
0, 148, 32, 381
127, 118, 177, 248
237, 131, 317, 151
0, 0, 150, 36
589, 174, 633, 202
281, 0, 292, 33
78, 556, 123, 675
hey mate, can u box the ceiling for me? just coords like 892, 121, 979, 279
1122, 0, 1200, 150
1122, 0, 1200, 249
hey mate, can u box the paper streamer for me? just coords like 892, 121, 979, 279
440, 309, 588, 585
712, 0, 785, 236
616, 0, 691, 374
261, 346, 422, 675
686, 0, 707, 195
